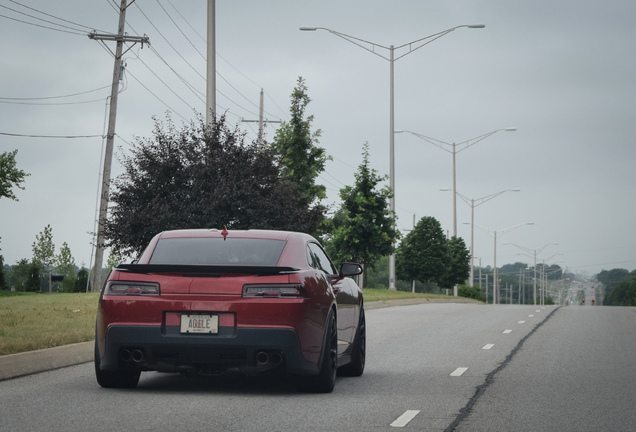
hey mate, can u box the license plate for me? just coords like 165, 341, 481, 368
180, 314, 219, 334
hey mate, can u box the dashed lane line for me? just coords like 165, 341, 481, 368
391, 410, 420, 428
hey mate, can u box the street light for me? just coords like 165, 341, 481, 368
300, 24, 485, 290
396, 128, 517, 238
504, 242, 559, 305
471, 222, 534, 304
443, 189, 520, 287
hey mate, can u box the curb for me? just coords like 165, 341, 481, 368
0, 341, 93, 382
0, 297, 481, 381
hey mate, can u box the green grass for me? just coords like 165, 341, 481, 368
362, 288, 450, 302
0, 288, 456, 356
0, 291, 100, 356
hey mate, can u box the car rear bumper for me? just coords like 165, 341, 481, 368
98, 325, 320, 376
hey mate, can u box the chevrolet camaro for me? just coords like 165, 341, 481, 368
94, 229, 365, 392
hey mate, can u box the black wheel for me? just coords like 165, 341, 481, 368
339, 306, 365, 377
94, 341, 140, 389
297, 308, 337, 393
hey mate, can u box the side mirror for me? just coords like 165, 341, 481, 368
340, 262, 363, 277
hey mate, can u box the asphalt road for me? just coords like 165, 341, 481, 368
1, 302, 635, 432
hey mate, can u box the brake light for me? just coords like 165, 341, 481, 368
242, 284, 306, 298
104, 281, 160, 296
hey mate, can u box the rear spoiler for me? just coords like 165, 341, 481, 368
115, 264, 300, 276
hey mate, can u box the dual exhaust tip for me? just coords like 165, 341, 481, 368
256, 351, 283, 367
120, 348, 145, 364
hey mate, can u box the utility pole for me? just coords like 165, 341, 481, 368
88, 0, 149, 292
241, 89, 281, 145
206, 0, 216, 124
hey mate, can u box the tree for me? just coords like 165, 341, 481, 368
55, 242, 77, 292
0, 149, 29, 201
32, 224, 55, 268
437, 236, 471, 289
329, 142, 399, 288
0, 254, 6, 291
396, 216, 446, 289
12, 258, 42, 292
604, 270, 636, 306
105, 113, 325, 257
271, 77, 329, 206
75, 267, 90, 293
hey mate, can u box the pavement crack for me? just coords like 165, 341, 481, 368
444, 306, 561, 432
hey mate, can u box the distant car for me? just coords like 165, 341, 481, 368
94, 229, 365, 393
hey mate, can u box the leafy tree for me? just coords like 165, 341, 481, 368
604, 271, 636, 306
0, 149, 29, 201
458, 284, 486, 301
329, 143, 399, 288
437, 236, 471, 289
396, 216, 446, 289
75, 267, 90, 293
32, 224, 55, 269
271, 77, 329, 206
55, 242, 77, 292
12, 259, 42, 292
105, 113, 325, 257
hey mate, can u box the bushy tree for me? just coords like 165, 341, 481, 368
604, 271, 636, 306
75, 267, 90, 293
396, 217, 446, 289
0, 149, 29, 201
12, 259, 42, 292
105, 113, 325, 257
437, 236, 471, 289
328, 143, 399, 288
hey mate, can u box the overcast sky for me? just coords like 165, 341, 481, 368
1, 0, 635, 278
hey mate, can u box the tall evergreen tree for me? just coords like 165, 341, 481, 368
329, 142, 399, 287
271, 77, 329, 233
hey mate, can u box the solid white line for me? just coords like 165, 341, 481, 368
482, 344, 494, 350
503, 329, 512, 334
450, 367, 468, 377
391, 410, 420, 427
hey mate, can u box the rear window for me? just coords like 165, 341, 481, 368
149, 238, 286, 266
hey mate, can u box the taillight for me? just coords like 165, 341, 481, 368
104, 281, 160, 296
242, 284, 306, 298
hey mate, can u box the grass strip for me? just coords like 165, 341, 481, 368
0, 288, 456, 355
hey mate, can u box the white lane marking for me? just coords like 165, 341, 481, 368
536, 310, 541, 312
451, 367, 468, 377
518, 320, 526, 324
503, 329, 512, 334
391, 410, 420, 427
528, 314, 534, 317
482, 344, 494, 350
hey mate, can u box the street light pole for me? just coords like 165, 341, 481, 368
450, 188, 521, 286
300, 24, 485, 290
504, 242, 559, 305
473, 222, 534, 304
397, 128, 516, 241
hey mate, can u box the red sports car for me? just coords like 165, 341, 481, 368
95, 229, 365, 392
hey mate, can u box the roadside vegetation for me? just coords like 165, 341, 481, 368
0, 291, 99, 356
0, 288, 474, 356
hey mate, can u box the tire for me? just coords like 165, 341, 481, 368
296, 308, 337, 393
339, 306, 365, 377
94, 341, 140, 389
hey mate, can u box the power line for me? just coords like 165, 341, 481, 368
0, 85, 111, 101
0, 12, 85, 35
8, 0, 108, 32
0, 132, 102, 138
